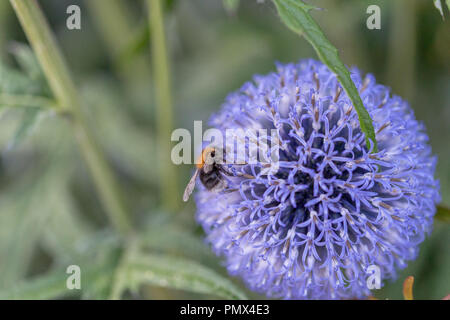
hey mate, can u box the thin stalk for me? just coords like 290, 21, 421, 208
10, 0, 132, 236
148, 0, 178, 212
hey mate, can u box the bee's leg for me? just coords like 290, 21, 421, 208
218, 166, 234, 176
211, 178, 227, 193
218, 166, 254, 179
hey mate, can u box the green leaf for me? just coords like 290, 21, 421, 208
272, 0, 377, 152
9, 42, 42, 80
6, 107, 45, 150
0, 167, 55, 287
39, 173, 97, 265
4, 43, 50, 96
81, 78, 157, 183
80, 248, 121, 300
81, 270, 115, 300
0, 63, 42, 95
436, 205, 450, 223
0, 93, 56, 109
0, 47, 56, 151
0, 255, 118, 299
111, 251, 248, 300
223, 0, 240, 14
141, 225, 214, 261
0, 269, 72, 300
140, 212, 215, 263
0, 45, 54, 112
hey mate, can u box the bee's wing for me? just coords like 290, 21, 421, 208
183, 169, 199, 202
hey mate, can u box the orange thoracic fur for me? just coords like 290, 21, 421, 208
196, 147, 215, 169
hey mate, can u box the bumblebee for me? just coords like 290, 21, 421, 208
183, 147, 230, 202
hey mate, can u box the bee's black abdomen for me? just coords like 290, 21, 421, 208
199, 167, 221, 190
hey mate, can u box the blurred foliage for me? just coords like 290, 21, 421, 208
433, 0, 450, 19
0, 0, 448, 300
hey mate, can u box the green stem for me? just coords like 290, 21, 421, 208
148, 0, 178, 212
10, 0, 132, 236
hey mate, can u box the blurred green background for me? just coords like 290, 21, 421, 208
0, 0, 448, 299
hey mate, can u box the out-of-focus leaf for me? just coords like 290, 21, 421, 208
80, 247, 121, 300
0, 93, 56, 109
117, 22, 150, 66
176, 23, 272, 122
39, 174, 96, 265
436, 205, 450, 222
434, 0, 450, 18
140, 212, 215, 264
111, 251, 247, 300
0, 63, 42, 95
109, 238, 140, 299
0, 45, 53, 150
81, 270, 115, 300
141, 225, 214, 261
0, 142, 75, 288
0, 168, 55, 287
6, 107, 47, 150
9, 42, 42, 80
165, 0, 178, 12
272, 0, 377, 152
0, 253, 118, 300
434, 0, 444, 17
223, 0, 240, 14
0, 268, 73, 300
433, 0, 447, 19
1, 43, 49, 97
81, 78, 157, 183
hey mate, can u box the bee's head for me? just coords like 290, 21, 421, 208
196, 147, 216, 169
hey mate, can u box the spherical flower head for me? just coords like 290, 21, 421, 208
195, 59, 440, 299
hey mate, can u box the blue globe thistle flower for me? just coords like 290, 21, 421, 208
195, 59, 440, 299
